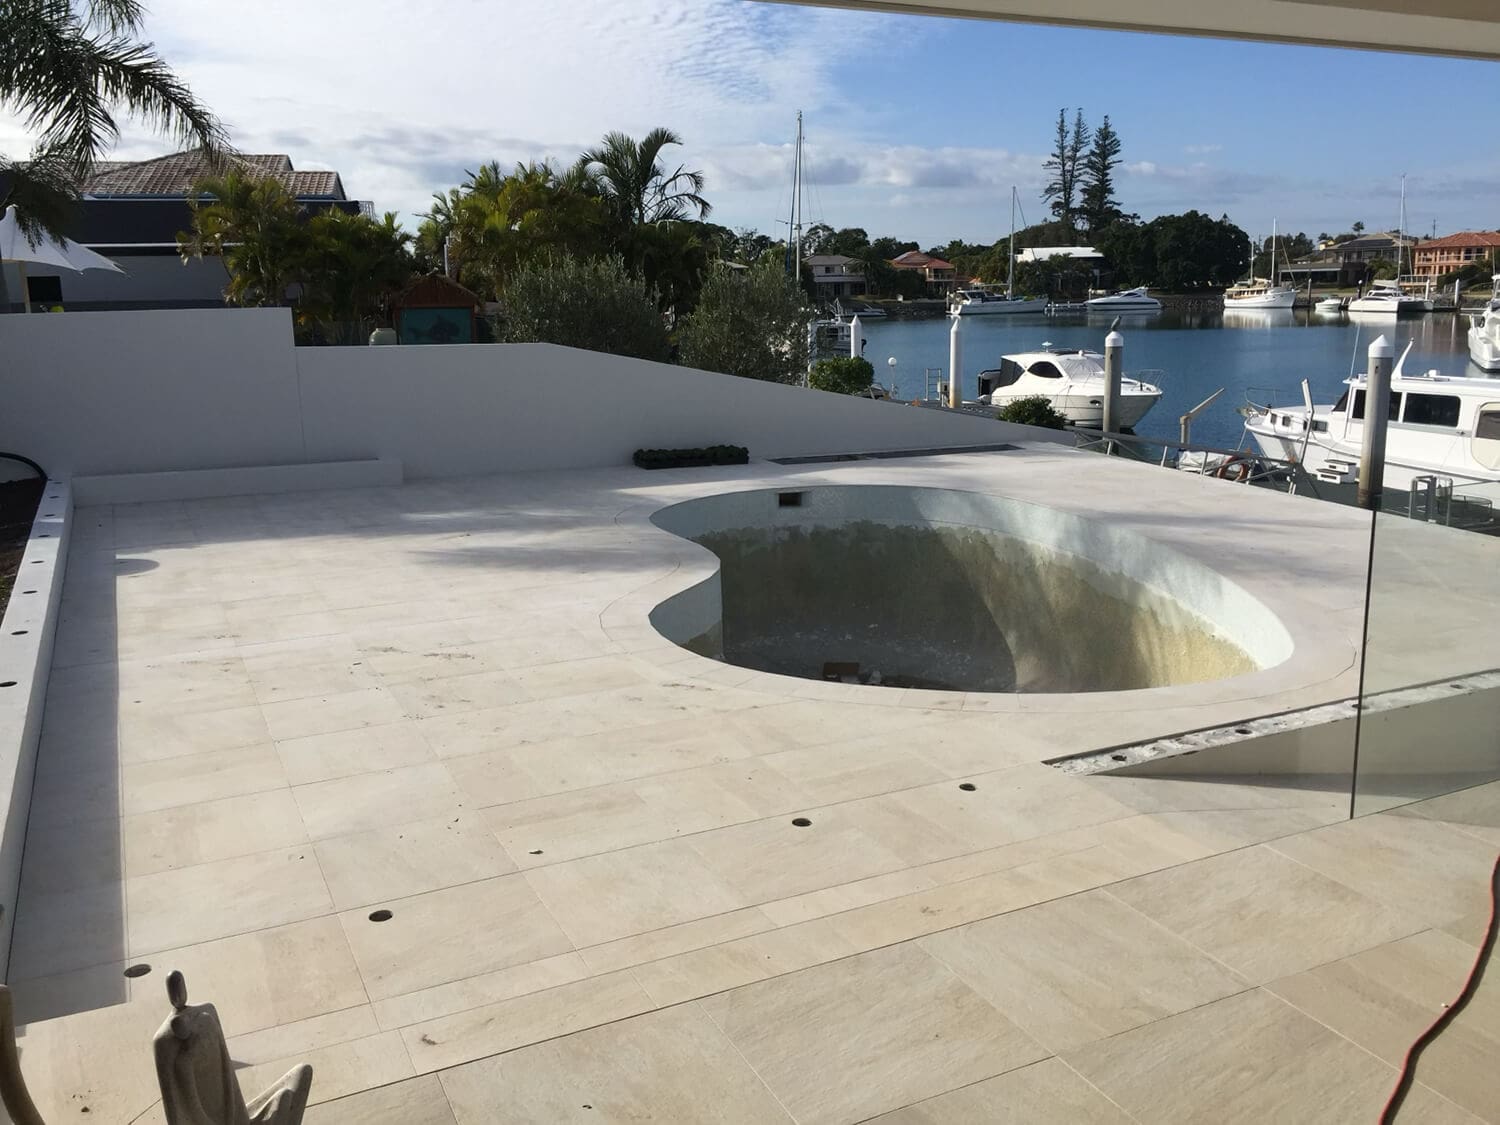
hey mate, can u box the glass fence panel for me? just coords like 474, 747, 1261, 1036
1353, 488, 1500, 817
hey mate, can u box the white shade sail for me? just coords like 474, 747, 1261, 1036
0, 206, 123, 273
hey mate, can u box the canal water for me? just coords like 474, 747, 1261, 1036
858, 310, 1473, 451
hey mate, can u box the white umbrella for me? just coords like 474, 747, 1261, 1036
1, 205, 124, 312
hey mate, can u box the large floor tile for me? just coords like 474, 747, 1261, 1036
1064, 988, 1469, 1124
10, 882, 127, 980
437, 1005, 791, 1124
920, 889, 1248, 1052
1271, 811, 1500, 925
523, 840, 750, 948
293, 761, 461, 840
120, 743, 289, 817
338, 874, 573, 1001
402, 971, 653, 1073
275, 720, 436, 786
1266, 929, 1500, 1120
306, 1074, 456, 1125
688, 805, 914, 901
262, 686, 408, 741
123, 788, 308, 877
867, 1057, 1133, 1124
124, 916, 368, 1038
126, 846, 332, 956
315, 813, 516, 910
700, 942, 1046, 1125
1108, 844, 1427, 983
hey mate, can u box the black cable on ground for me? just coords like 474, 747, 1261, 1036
1379, 851, 1500, 1123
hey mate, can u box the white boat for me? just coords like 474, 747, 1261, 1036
1243, 342, 1500, 490
1467, 274, 1500, 372
1347, 280, 1427, 316
951, 288, 1048, 315
1347, 178, 1427, 317
1224, 219, 1297, 309
1315, 296, 1344, 315
951, 187, 1048, 316
1223, 280, 1296, 310
976, 346, 1162, 428
1086, 287, 1162, 313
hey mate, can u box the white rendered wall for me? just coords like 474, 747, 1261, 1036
0, 309, 1058, 484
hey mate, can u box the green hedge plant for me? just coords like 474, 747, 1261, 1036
810, 356, 875, 395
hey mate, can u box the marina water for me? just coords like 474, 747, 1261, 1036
860, 310, 1472, 451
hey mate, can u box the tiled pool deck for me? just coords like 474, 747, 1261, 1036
12, 450, 1500, 1123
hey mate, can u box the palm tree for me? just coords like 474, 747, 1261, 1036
299, 210, 414, 343
179, 171, 306, 306
575, 128, 710, 229
0, 0, 227, 240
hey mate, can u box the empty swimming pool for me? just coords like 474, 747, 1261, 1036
648, 485, 1292, 694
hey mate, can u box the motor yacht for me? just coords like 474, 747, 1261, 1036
1085, 287, 1162, 313
977, 346, 1162, 428
1467, 275, 1500, 372
1243, 342, 1500, 490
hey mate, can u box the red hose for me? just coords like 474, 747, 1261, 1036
1378, 852, 1500, 1123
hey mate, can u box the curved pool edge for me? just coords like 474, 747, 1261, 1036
599, 480, 1356, 715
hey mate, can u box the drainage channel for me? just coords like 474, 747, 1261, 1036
1048, 668, 1500, 775
769, 443, 1019, 465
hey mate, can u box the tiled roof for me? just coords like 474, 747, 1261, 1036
83, 151, 345, 200
889, 251, 954, 270
1415, 231, 1500, 251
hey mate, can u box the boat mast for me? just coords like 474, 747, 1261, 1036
1398, 173, 1406, 279
1007, 186, 1016, 299
793, 112, 804, 283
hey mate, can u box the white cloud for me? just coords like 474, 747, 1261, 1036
1183, 143, 1223, 155
18, 0, 902, 225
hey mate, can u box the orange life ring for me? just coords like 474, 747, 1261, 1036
1214, 457, 1253, 482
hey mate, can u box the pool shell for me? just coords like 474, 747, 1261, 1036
648, 485, 1294, 695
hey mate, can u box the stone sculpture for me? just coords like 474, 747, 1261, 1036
0, 985, 43, 1125
153, 971, 313, 1125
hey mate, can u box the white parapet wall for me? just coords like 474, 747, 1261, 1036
0, 308, 1062, 487
0, 481, 69, 978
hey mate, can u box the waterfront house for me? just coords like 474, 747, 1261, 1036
888, 249, 957, 294
1281, 231, 1416, 287
803, 253, 868, 299
1, 150, 367, 312
1411, 231, 1500, 279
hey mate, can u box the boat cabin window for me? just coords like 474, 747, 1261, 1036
1400, 393, 1460, 428
992, 359, 1025, 387
1473, 404, 1500, 470
1349, 390, 1402, 421
1026, 361, 1065, 379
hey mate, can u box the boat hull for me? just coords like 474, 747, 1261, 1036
992, 389, 1160, 429
1223, 289, 1296, 310
1469, 332, 1500, 372
953, 298, 1048, 315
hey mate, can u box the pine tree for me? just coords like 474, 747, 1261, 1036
1079, 115, 1123, 236
1041, 109, 1071, 232
1041, 108, 1092, 237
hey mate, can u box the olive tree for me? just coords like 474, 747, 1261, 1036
496, 254, 671, 362
677, 263, 812, 383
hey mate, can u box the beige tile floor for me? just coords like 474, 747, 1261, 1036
11, 456, 1500, 1122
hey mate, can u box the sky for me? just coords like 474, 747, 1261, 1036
5, 0, 1500, 248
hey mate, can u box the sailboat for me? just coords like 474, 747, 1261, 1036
1223, 218, 1296, 309
950, 187, 1047, 315
1347, 176, 1426, 317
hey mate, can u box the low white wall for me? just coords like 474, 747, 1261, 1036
0, 308, 305, 478
0, 309, 1055, 487
0, 483, 69, 979
294, 343, 1051, 478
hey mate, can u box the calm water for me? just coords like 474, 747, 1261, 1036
859, 310, 1473, 450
